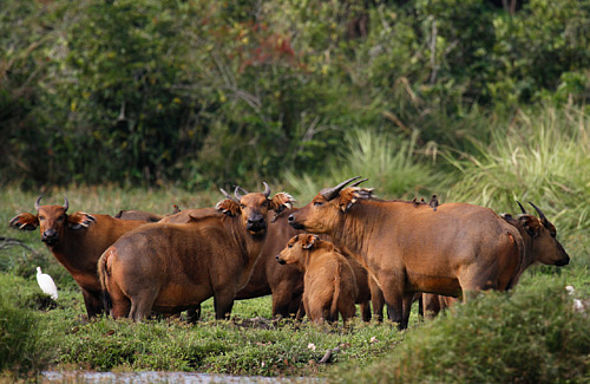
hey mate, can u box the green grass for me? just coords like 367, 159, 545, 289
1, 111, 590, 380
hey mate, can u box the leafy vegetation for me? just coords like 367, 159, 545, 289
1, 0, 590, 381
3, 0, 590, 187
331, 275, 590, 383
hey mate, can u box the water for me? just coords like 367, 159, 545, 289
41, 371, 321, 384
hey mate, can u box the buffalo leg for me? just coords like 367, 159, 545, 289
81, 288, 104, 318
213, 291, 234, 320
369, 278, 384, 322
379, 276, 406, 330
129, 287, 159, 321
400, 293, 414, 329
186, 305, 201, 323
272, 284, 302, 319
360, 301, 371, 322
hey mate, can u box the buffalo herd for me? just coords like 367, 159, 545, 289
9, 177, 570, 329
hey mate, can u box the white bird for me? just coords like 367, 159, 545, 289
565, 285, 585, 313
36, 266, 58, 300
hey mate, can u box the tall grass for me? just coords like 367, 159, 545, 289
447, 106, 590, 264
285, 129, 441, 203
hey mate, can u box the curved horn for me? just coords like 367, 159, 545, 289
516, 201, 527, 214
34, 195, 43, 211
528, 202, 547, 221
262, 181, 271, 198
220, 188, 238, 202
234, 186, 249, 200
350, 178, 368, 188
319, 176, 361, 201
63, 197, 69, 212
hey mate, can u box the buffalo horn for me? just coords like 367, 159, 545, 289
220, 188, 238, 202
528, 202, 547, 222
320, 176, 361, 201
516, 201, 527, 214
262, 181, 271, 198
34, 195, 43, 211
350, 178, 368, 188
63, 197, 69, 212
234, 186, 249, 200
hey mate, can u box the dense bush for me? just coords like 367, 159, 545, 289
2, 0, 590, 188
332, 276, 590, 383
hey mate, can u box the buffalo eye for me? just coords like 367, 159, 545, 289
39, 215, 45, 220
313, 201, 323, 207
240, 204, 246, 209
57, 215, 65, 222
288, 243, 293, 248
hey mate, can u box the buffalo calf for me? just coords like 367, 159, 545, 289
277, 234, 358, 324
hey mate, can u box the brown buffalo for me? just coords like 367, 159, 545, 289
277, 234, 358, 324
9, 197, 147, 317
288, 176, 560, 329
234, 206, 305, 318
98, 183, 295, 321
157, 196, 304, 319
422, 201, 570, 319
114, 210, 163, 222
115, 204, 182, 222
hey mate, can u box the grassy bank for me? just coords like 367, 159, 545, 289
1, 108, 589, 380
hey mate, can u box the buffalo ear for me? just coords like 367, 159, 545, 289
216, 199, 240, 217
302, 235, 319, 249
9, 213, 39, 231
270, 192, 296, 213
339, 187, 374, 213
67, 212, 96, 230
518, 215, 539, 238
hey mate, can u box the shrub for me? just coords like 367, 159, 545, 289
331, 276, 590, 383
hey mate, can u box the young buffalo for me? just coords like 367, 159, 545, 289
277, 234, 358, 324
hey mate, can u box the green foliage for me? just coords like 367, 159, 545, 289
0, 274, 46, 375
3, 1, 590, 187
331, 275, 590, 383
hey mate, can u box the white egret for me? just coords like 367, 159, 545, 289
36, 266, 58, 300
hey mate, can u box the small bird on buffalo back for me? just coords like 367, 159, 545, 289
36, 266, 58, 300
429, 195, 439, 211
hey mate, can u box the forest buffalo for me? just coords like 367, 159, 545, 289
288, 176, 535, 329
277, 234, 358, 324
421, 201, 570, 318
98, 183, 295, 321
9, 197, 147, 317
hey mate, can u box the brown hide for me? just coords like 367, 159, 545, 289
160, 207, 305, 319
114, 210, 163, 222
158, 208, 219, 223
99, 187, 294, 321
289, 183, 526, 329
421, 209, 570, 319
234, 208, 304, 318
277, 235, 358, 324
336, 246, 374, 322
9, 203, 146, 317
